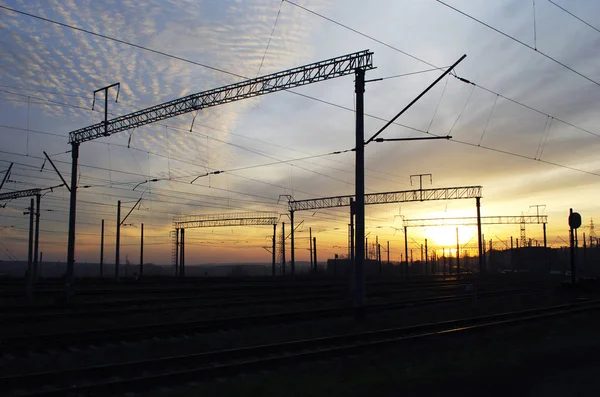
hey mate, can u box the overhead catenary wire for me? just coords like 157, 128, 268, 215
278, 2, 600, 179
2, 0, 596, 256
0, 79, 420, 185
435, 0, 600, 88
282, 0, 441, 70
448, 83, 476, 137
535, 116, 551, 160
545, 0, 600, 35
478, 94, 499, 146
538, 117, 553, 160
427, 75, 450, 133
283, 1, 600, 142
1, 87, 415, 189
0, 3, 426, 143
0, 4, 245, 80
256, 0, 283, 77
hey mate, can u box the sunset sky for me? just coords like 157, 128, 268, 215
1, 0, 600, 266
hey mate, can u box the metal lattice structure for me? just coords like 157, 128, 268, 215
288, 186, 482, 212
69, 50, 374, 144
170, 229, 178, 268
173, 212, 279, 229
0, 188, 41, 201
64, 50, 375, 290
520, 214, 527, 246
171, 212, 280, 271
403, 215, 547, 228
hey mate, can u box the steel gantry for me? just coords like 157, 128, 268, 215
288, 186, 482, 211
0, 188, 41, 201
403, 215, 548, 228
171, 211, 279, 277
403, 215, 548, 248
287, 185, 484, 279
402, 214, 549, 276
64, 50, 375, 294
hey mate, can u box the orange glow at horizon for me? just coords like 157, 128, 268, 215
420, 226, 477, 249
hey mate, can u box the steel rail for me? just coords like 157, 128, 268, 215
2, 299, 597, 396
0, 284, 537, 321
0, 287, 553, 353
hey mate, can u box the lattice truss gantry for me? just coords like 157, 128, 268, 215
0, 188, 41, 201
69, 50, 374, 144
288, 186, 482, 211
173, 212, 279, 229
403, 215, 548, 228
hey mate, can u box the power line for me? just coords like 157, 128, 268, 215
0, 4, 245, 80
435, 0, 600, 88
1, 95, 398, 190
1, 4, 429, 141
546, 0, 600, 35
282, 1, 600, 177
283, 0, 441, 70
0, 84, 413, 186
451, 75, 600, 139
256, 0, 283, 77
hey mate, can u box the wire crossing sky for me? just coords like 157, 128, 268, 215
1, 0, 600, 264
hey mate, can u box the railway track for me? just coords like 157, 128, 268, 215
0, 277, 483, 299
2, 298, 597, 397
0, 281, 513, 320
0, 287, 552, 353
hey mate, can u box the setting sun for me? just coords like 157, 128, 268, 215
421, 226, 477, 249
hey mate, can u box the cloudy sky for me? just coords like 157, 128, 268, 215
1, 0, 600, 267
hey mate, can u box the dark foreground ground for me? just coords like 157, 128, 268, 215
136, 309, 600, 397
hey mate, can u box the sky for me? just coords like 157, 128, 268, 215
1, 0, 600, 267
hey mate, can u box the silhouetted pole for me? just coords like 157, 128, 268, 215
26, 198, 34, 299
489, 239, 493, 271
543, 223, 547, 248
140, 223, 144, 278
482, 232, 486, 272
377, 243, 382, 276
510, 236, 513, 249
281, 222, 286, 275
365, 238, 368, 260
443, 248, 446, 277
175, 228, 179, 277
456, 227, 460, 279
420, 244, 424, 274
476, 197, 483, 274
313, 236, 317, 273
33, 193, 40, 281
350, 198, 355, 263
404, 226, 409, 281
425, 239, 428, 275
290, 210, 295, 275
66, 142, 79, 301
115, 200, 121, 281
569, 209, 576, 284
354, 67, 366, 313
272, 224, 276, 276
180, 228, 185, 277
583, 232, 587, 272
309, 227, 313, 271
100, 219, 104, 277
387, 240, 390, 265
